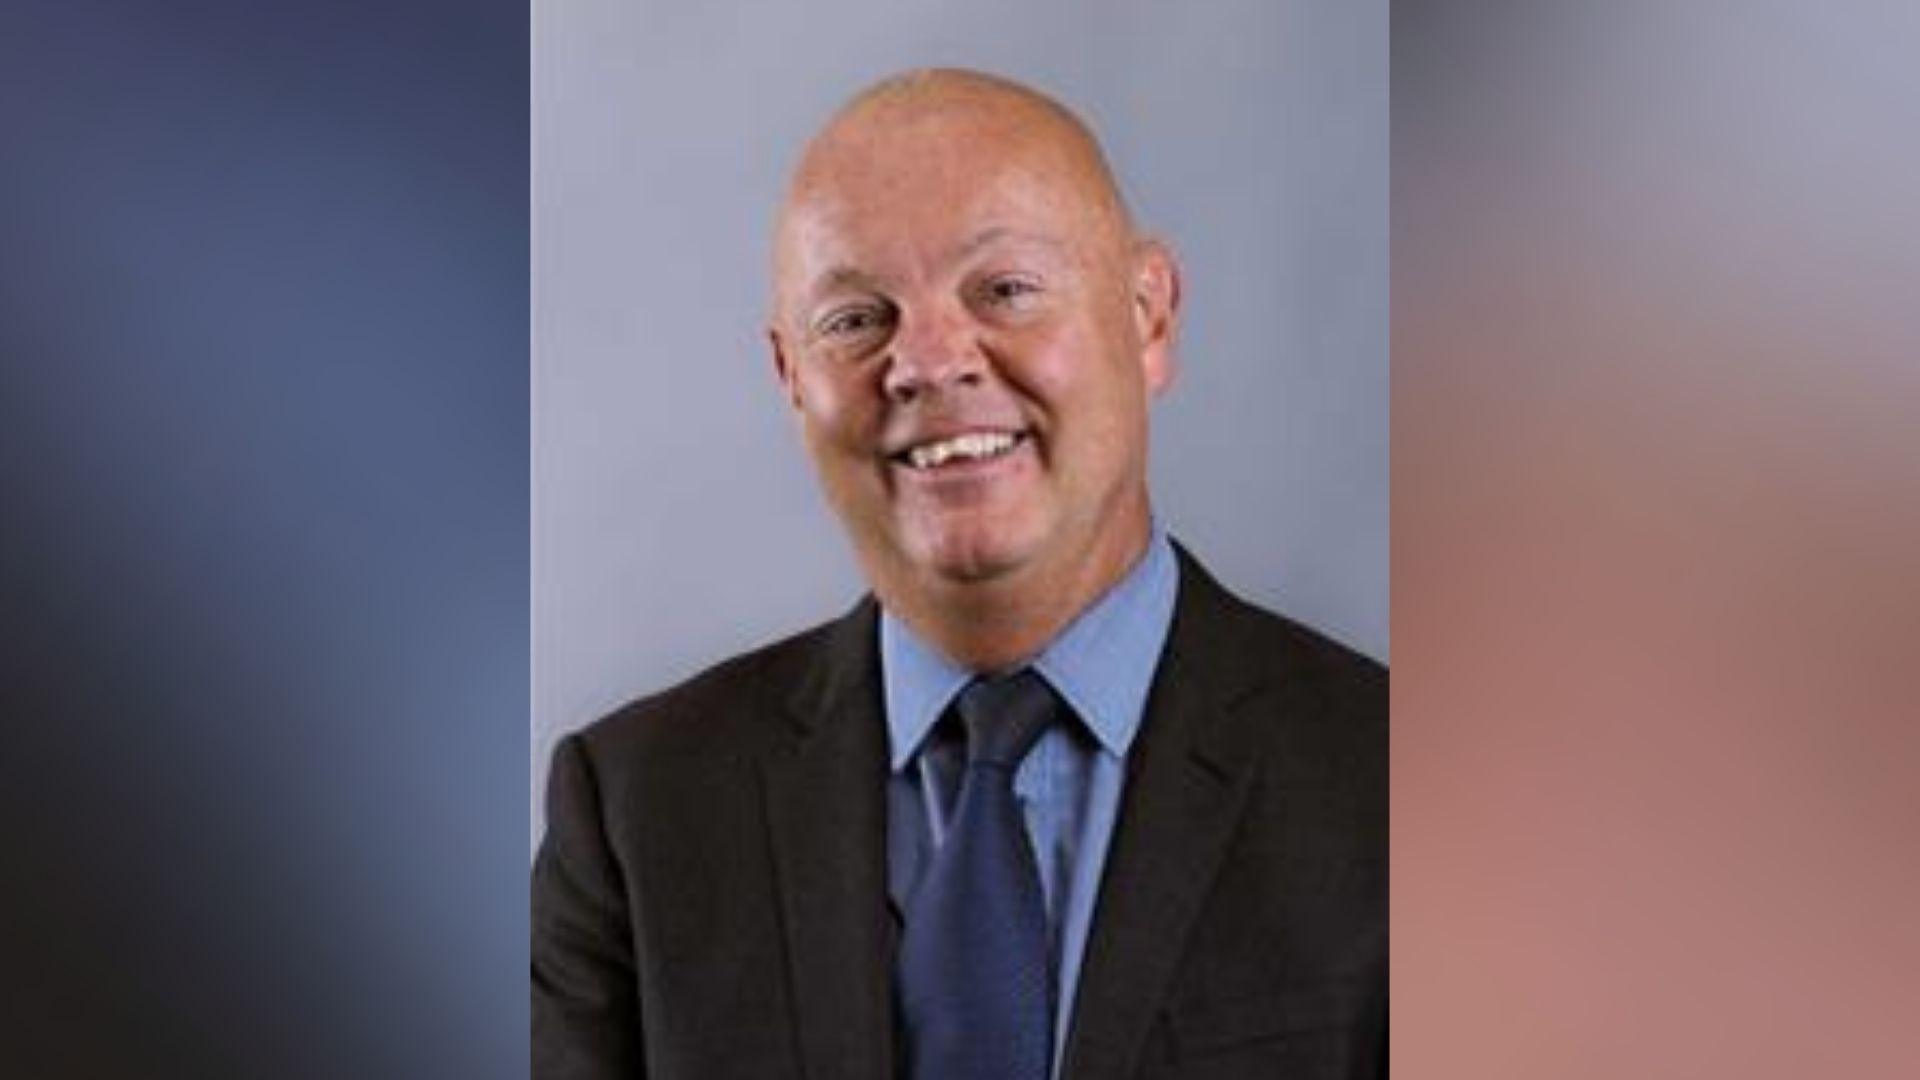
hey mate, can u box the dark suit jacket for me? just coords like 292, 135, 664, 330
534, 546, 1386, 1079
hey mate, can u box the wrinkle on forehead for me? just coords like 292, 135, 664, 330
771, 69, 1136, 317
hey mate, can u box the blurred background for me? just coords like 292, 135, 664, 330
2, 0, 525, 1076
1395, 2, 1919, 1076
3, 0, 1915, 1077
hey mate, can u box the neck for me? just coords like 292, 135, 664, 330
873, 514, 1154, 672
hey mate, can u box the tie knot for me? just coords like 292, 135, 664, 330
953, 669, 1058, 768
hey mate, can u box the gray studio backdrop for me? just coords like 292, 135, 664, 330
533, 0, 1387, 845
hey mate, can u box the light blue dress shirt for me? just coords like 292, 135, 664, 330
881, 526, 1178, 1078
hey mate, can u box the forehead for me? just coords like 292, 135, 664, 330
775, 103, 1118, 292
792, 161, 1079, 258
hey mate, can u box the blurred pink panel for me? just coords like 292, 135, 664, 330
1394, 2, 1920, 1077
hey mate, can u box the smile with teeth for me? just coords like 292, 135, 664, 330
897, 430, 1027, 470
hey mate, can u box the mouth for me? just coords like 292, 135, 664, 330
888, 428, 1032, 472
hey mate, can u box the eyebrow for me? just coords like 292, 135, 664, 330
806, 266, 885, 301
949, 225, 1065, 262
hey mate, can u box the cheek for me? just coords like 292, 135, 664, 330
1006, 324, 1094, 406
1026, 325, 1146, 431
796, 368, 878, 452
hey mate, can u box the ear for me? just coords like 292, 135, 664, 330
1130, 237, 1181, 396
769, 324, 804, 411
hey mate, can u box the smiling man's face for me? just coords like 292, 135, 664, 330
770, 75, 1178, 634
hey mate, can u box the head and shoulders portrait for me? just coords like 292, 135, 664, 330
535, 10, 1385, 1078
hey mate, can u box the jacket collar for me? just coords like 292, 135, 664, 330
1059, 544, 1321, 1080
761, 596, 897, 1080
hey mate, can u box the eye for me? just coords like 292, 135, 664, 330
815, 303, 893, 340
980, 275, 1042, 306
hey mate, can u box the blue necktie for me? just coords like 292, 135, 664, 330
898, 669, 1058, 1080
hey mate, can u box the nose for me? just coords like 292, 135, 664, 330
882, 304, 985, 405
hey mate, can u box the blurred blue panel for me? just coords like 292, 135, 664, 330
0, 2, 526, 1076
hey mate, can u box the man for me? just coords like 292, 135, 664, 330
534, 69, 1386, 1080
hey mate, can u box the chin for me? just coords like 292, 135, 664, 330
906, 520, 1042, 585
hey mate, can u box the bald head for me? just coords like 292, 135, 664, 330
804, 69, 1130, 216
773, 69, 1137, 313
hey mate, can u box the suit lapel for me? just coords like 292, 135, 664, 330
759, 600, 895, 1080
1059, 552, 1276, 1080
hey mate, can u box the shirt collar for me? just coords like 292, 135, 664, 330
881, 524, 1179, 770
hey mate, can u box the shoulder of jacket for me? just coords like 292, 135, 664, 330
566, 608, 855, 765
1175, 546, 1385, 694
1238, 598, 1386, 702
